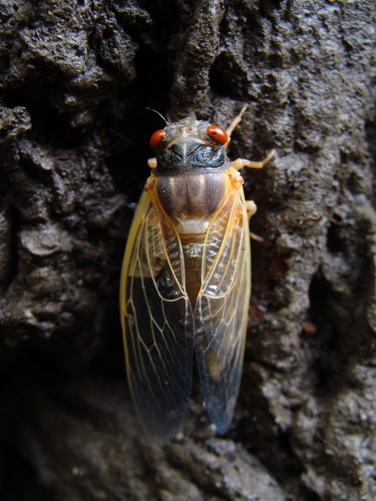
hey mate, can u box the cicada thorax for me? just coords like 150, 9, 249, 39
152, 172, 232, 307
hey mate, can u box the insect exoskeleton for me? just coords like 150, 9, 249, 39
120, 106, 274, 442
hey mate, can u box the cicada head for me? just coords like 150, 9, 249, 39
150, 118, 231, 175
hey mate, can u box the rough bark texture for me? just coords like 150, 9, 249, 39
0, 1, 375, 500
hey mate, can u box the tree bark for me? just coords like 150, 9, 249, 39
0, 1, 375, 499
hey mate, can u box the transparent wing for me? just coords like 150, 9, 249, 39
195, 186, 250, 433
120, 191, 193, 443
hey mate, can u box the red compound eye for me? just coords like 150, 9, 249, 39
150, 129, 165, 149
207, 125, 228, 144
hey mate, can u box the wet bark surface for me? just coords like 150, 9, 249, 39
0, 1, 375, 499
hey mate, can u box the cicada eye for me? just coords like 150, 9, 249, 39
150, 129, 165, 149
207, 125, 228, 144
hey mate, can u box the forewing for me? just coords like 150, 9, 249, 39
195, 187, 250, 433
120, 191, 193, 443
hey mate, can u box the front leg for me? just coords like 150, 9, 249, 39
232, 149, 275, 171
147, 157, 157, 168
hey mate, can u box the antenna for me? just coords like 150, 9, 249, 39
145, 107, 169, 125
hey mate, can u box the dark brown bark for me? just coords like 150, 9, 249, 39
0, 1, 375, 499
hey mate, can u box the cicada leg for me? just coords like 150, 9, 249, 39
147, 157, 157, 168
232, 150, 275, 243
245, 200, 257, 219
229, 149, 275, 217
226, 105, 248, 138
232, 149, 275, 171
245, 200, 264, 242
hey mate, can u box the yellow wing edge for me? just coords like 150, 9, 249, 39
119, 190, 151, 381
240, 185, 251, 304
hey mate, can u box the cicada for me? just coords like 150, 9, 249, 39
120, 107, 274, 442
